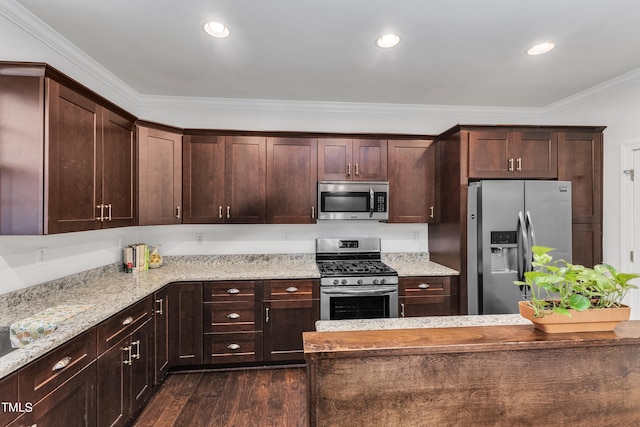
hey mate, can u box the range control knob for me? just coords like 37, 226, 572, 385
341, 279, 348, 285
333, 279, 340, 285
380, 278, 387, 284
357, 279, 364, 285
373, 278, 380, 285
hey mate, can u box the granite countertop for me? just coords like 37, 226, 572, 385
315, 314, 531, 332
0, 252, 458, 380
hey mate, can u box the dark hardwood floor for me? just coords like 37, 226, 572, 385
133, 366, 308, 427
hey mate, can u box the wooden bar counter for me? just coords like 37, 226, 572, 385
303, 319, 640, 426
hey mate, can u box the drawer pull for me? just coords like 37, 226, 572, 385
286, 286, 298, 293
418, 283, 430, 289
227, 288, 240, 294
122, 316, 134, 325
227, 312, 241, 319
52, 356, 72, 371
227, 343, 241, 351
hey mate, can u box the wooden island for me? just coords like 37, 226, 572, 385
303, 318, 640, 426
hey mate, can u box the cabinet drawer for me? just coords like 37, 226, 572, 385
400, 277, 450, 296
18, 328, 97, 404
204, 281, 257, 302
203, 332, 263, 364
97, 297, 152, 354
203, 301, 256, 333
264, 279, 317, 301
400, 296, 452, 317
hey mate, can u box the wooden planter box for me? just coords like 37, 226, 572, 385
518, 300, 630, 333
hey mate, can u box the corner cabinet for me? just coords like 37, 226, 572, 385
318, 138, 388, 181
0, 62, 136, 234
388, 139, 437, 223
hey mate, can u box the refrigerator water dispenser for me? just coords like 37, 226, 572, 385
490, 231, 517, 273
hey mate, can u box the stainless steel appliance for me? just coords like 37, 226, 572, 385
317, 181, 389, 221
316, 237, 398, 320
467, 180, 572, 314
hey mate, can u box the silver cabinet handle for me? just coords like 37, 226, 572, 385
107, 203, 112, 221
312, 206, 315, 219
347, 162, 351, 176
155, 298, 163, 315
226, 206, 231, 219
508, 158, 514, 171
227, 343, 240, 351
418, 283, 430, 289
52, 356, 72, 371
122, 316, 134, 325
227, 312, 240, 319
429, 206, 434, 219
355, 163, 359, 176
227, 288, 240, 294
96, 204, 104, 221
265, 307, 270, 323
176, 206, 181, 219
122, 346, 132, 365
400, 303, 405, 318
516, 157, 522, 171
132, 340, 141, 359
218, 206, 223, 219
286, 287, 298, 293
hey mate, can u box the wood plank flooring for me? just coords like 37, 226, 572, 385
133, 366, 308, 427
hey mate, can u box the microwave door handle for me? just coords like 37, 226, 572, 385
370, 188, 374, 217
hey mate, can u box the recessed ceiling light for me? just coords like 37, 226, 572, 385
527, 42, 555, 55
376, 33, 400, 49
204, 21, 230, 38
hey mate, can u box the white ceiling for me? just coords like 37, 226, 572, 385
14, 0, 640, 108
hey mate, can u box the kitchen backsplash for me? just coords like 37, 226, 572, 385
0, 222, 428, 295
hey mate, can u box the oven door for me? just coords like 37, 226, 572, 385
320, 285, 399, 320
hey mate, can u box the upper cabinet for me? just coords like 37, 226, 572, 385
137, 123, 183, 225
468, 128, 558, 179
318, 138, 388, 181
266, 137, 318, 223
0, 63, 137, 234
388, 139, 437, 223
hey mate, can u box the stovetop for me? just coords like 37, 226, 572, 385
317, 260, 396, 277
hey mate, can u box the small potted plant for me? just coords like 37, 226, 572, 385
514, 246, 639, 333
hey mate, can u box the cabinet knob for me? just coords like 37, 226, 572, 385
122, 316, 134, 325
227, 288, 240, 294
227, 343, 241, 351
227, 312, 241, 319
286, 287, 298, 293
52, 356, 72, 371
418, 283, 430, 289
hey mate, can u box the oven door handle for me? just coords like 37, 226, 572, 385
321, 287, 398, 295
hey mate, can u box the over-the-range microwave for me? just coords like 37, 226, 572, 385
317, 181, 389, 221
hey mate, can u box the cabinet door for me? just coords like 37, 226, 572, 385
16, 363, 97, 427
318, 138, 352, 180
138, 126, 182, 225
47, 80, 102, 233
182, 135, 225, 223
0, 373, 19, 426
513, 130, 557, 178
129, 318, 154, 415
153, 288, 170, 385
97, 336, 129, 427
168, 282, 203, 366
352, 139, 388, 180
572, 223, 603, 267
225, 136, 267, 223
399, 276, 451, 317
102, 109, 136, 228
266, 137, 317, 223
468, 130, 511, 178
388, 140, 436, 223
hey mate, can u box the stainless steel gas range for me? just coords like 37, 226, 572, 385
316, 237, 399, 320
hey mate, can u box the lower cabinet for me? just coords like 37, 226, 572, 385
153, 286, 170, 384
399, 276, 452, 317
263, 279, 319, 362
96, 298, 154, 427
168, 282, 203, 366
0, 373, 19, 426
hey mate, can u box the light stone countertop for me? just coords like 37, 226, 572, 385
315, 314, 531, 332
0, 252, 458, 380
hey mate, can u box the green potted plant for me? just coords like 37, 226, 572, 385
514, 246, 639, 333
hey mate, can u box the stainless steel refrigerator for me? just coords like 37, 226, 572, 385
467, 180, 572, 314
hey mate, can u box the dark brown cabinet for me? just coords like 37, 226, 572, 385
399, 276, 452, 317
168, 282, 203, 366
266, 137, 318, 223
388, 139, 437, 223
0, 64, 137, 234
153, 287, 170, 385
263, 279, 320, 362
318, 138, 388, 181
97, 298, 153, 427
225, 136, 267, 223
203, 281, 263, 364
138, 124, 182, 225
0, 373, 19, 426
468, 129, 557, 179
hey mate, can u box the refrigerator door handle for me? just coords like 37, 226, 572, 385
517, 211, 528, 282
525, 210, 536, 273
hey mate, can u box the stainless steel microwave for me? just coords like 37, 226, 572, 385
317, 181, 389, 221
